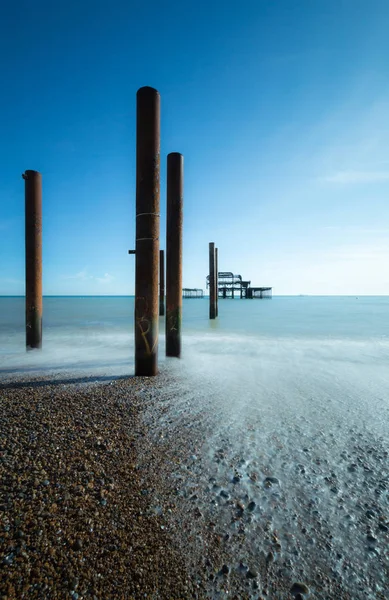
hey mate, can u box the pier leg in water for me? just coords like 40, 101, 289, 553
135, 87, 160, 376
209, 242, 216, 319
215, 247, 219, 317
166, 153, 184, 357
159, 249, 165, 316
23, 170, 42, 350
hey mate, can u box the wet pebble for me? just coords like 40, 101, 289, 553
264, 477, 280, 488
246, 568, 258, 579
290, 582, 309, 595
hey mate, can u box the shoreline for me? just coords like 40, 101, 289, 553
1, 370, 388, 599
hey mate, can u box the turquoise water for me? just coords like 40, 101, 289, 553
1, 295, 389, 374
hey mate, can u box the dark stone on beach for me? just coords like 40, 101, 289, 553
378, 523, 388, 532
264, 476, 279, 487
221, 564, 229, 575
290, 582, 309, 595
295, 595, 304, 600
266, 551, 274, 564
248, 501, 256, 511
366, 535, 377, 544
232, 474, 241, 484
72, 538, 83, 551
366, 509, 375, 519
246, 568, 258, 579
220, 490, 229, 499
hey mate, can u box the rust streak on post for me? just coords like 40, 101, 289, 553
215, 247, 219, 317
135, 86, 160, 376
209, 242, 216, 319
166, 153, 184, 357
159, 249, 165, 316
23, 170, 42, 350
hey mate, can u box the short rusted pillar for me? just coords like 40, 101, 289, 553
166, 153, 184, 357
135, 86, 160, 376
159, 249, 165, 316
23, 170, 42, 350
215, 247, 219, 317
209, 242, 216, 319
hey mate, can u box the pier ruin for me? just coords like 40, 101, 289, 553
206, 271, 272, 299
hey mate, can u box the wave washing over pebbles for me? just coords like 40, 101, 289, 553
1, 296, 389, 599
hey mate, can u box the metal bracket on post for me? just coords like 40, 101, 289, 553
128, 250, 136, 254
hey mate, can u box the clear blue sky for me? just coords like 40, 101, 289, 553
1, 0, 389, 295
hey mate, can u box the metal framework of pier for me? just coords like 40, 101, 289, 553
206, 271, 272, 299
183, 288, 204, 298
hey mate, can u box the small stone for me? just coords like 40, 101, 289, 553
366, 509, 375, 519
266, 551, 274, 564
246, 568, 258, 579
72, 538, 83, 551
221, 564, 229, 575
248, 501, 256, 511
290, 582, 309, 595
378, 523, 388, 532
264, 476, 280, 487
220, 490, 229, 499
100, 498, 107, 506
367, 535, 377, 544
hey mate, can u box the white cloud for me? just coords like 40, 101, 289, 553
95, 273, 114, 284
320, 170, 389, 184
62, 269, 92, 281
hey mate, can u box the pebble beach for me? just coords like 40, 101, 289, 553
0, 374, 215, 599
2, 365, 388, 600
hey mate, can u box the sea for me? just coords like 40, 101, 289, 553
1, 295, 389, 598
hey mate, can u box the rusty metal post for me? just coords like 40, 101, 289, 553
159, 249, 165, 316
215, 247, 219, 317
166, 153, 184, 357
209, 242, 216, 319
135, 86, 160, 376
23, 170, 42, 350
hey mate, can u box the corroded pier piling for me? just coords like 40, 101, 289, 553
166, 152, 183, 357
135, 87, 160, 376
159, 249, 165, 317
23, 170, 42, 350
209, 242, 216, 319
215, 247, 219, 317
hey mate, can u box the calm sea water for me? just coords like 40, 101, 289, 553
1, 295, 389, 367
1, 296, 389, 597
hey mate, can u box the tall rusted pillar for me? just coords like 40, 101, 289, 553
166, 153, 184, 357
159, 249, 165, 316
209, 242, 216, 319
135, 86, 160, 376
215, 247, 219, 317
23, 170, 42, 350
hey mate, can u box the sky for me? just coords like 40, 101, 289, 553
1, 0, 389, 296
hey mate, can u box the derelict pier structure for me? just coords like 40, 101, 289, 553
206, 271, 272, 299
